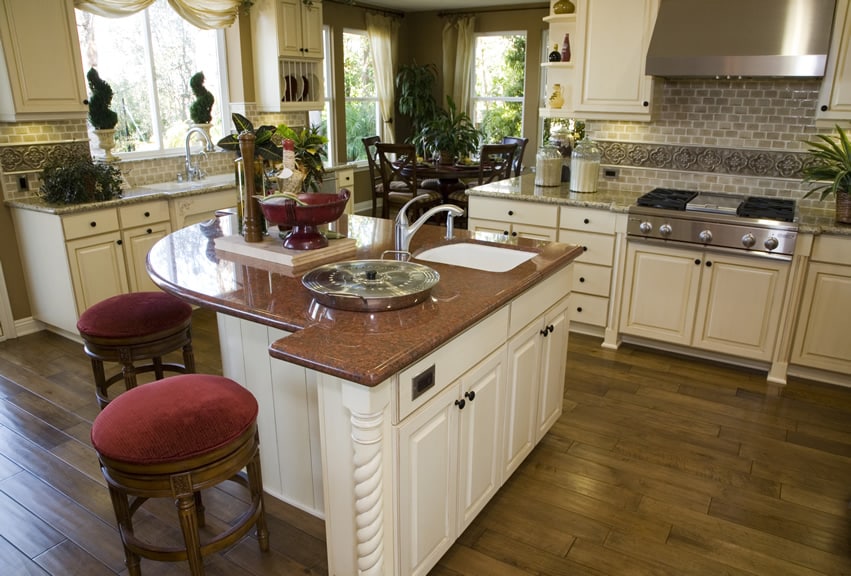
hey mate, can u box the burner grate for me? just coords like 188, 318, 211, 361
637, 188, 698, 210
737, 197, 795, 222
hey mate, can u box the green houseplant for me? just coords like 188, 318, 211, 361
189, 71, 215, 125
40, 155, 123, 205
395, 62, 439, 154
275, 123, 328, 193
86, 68, 119, 160
216, 112, 282, 161
802, 124, 851, 224
413, 96, 482, 164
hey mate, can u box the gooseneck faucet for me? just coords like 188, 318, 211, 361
184, 126, 214, 182
395, 196, 465, 253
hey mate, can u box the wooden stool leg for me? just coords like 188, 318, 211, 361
176, 493, 205, 576
107, 484, 142, 576
91, 358, 110, 409
183, 340, 196, 374
247, 448, 269, 551
194, 491, 206, 527
153, 357, 164, 380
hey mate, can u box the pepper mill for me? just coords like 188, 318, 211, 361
238, 132, 263, 243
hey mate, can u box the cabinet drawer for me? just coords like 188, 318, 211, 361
510, 264, 573, 335
568, 293, 609, 327
63, 209, 119, 240
572, 262, 611, 297
559, 206, 616, 233
469, 196, 558, 228
396, 306, 509, 423
557, 230, 615, 266
119, 200, 170, 228
812, 234, 851, 266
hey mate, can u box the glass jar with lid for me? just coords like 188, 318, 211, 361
569, 137, 601, 193
535, 143, 562, 187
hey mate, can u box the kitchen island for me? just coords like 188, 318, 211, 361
146, 213, 582, 576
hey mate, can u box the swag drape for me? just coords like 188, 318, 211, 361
365, 12, 400, 143
442, 15, 476, 117
74, 0, 241, 30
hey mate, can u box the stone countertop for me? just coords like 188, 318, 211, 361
4, 173, 236, 215
468, 174, 851, 237
146, 213, 583, 386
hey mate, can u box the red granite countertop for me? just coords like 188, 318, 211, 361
147, 213, 582, 386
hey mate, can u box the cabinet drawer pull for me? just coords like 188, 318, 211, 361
90, 221, 97, 228
507, 210, 514, 216
503, 230, 509, 236
583, 218, 590, 224
576, 306, 583, 313
579, 277, 585, 283
454, 398, 466, 410
464, 390, 476, 401
144, 211, 150, 217
511, 231, 517, 237
146, 228, 153, 234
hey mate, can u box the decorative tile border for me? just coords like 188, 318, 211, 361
598, 141, 811, 179
0, 140, 91, 174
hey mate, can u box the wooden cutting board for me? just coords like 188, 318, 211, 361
214, 232, 358, 273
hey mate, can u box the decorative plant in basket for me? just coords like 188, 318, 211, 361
802, 124, 851, 224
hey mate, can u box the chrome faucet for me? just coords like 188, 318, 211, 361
395, 196, 465, 253
184, 126, 214, 182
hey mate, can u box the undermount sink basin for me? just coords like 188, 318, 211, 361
415, 243, 537, 273
140, 173, 233, 193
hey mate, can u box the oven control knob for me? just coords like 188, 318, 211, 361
764, 236, 779, 251
741, 233, 756, 248
659, 223, 672, 237
698, 230, 713, 243
639, 221, 653, 234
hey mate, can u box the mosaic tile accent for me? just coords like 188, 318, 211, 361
598, 140, 810, 179
0, 140, 90, 174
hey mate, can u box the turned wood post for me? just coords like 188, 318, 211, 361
239, 132, 263, 243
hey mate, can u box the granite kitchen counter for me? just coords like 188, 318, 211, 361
146, 213, 582, 385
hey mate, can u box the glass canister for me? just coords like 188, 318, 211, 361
535, 143, 563, 187
569, 137, 601, 193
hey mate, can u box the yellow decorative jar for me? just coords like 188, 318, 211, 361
552, 0, 576, 15
548, 84, 564, 109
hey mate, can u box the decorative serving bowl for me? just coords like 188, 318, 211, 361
258, 189, 350, 250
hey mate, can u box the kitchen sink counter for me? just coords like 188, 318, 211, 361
4, 172, 236, 214
147, 213, 582, 385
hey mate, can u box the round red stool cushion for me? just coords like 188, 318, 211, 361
91, 374, 258, 465
77, 292, 193, 340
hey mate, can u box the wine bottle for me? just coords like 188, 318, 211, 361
561, 34, 571, 62
548, 44, 561, 62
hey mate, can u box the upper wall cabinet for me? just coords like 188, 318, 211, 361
817, 0, 851, 123
251, 0, 324, 112
0, 0, 87, 122
541, 0, 658, 122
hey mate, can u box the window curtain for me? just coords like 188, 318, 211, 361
365, 12, 400, 143
442, 15, 476, 116
74, 0, 241, 30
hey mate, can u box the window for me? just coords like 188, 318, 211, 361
472, 33, 526, 144
75, 0, 228, 157
342, 30, 380, 162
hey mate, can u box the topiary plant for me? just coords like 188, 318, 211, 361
40, 156, 123, 205
86, 68, 118, 130
189, 71, 214, 124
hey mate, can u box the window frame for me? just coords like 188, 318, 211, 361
341, 28, 381, 164
471, 31, 528, 142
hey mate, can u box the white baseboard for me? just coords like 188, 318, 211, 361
13, 316, 41, 337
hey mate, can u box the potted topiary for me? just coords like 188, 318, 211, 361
86, 68, 119, 161
40, 155, 123, 205
189, 71, 215, 140
413, 96, 482, 165
802, 124, 851, 224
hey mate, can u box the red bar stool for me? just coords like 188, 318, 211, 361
90, 373, 269, 576
76, 292, 195, 409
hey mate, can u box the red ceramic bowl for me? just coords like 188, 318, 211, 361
259, 189, 350, 250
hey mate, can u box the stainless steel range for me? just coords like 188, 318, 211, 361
627, 188, 799, 260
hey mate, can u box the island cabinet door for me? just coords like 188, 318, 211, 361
503, 319, 543, 478
397, 382, 460, 576
536, 297, 570, 442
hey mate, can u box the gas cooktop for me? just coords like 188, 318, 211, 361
636, 188, 796, 223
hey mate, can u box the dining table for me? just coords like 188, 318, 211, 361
401, 161, 486, 204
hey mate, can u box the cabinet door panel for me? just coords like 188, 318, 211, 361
123, 223, 171, 292
537, 299, 569, 440
66, 233, 128, 314
620, 243, 700, 345
457, 350, 504, 532
397, 383, 459, 576
504, 322, 542, 477
693, 254, 788, 360
792, 262, 851, 373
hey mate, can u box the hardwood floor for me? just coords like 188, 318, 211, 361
1, 308, 850, 575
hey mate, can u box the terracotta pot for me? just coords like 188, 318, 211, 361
837, 190, 851, 224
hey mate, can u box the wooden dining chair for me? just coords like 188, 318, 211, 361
501, 136, 529, 177
374, 142, 441, 220
477, 143, 517, 185
362, 136, 411, 217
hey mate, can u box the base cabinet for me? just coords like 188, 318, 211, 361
620, 242, 789, 361
468, 196, 558, 242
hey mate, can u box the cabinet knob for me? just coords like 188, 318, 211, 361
146, 228, 153, 234
464, 390, 476, 402
502, 230, 510, 236
576, 307, 583, 313
583, 218, 590, 224
582, 246, 588, 251
705, 261, 712, 267
579, 277, 585, 283
144, 211, 150, 217
694, 258, 701, 265
821, 104, 828, 111
643, 101, 649, 107
507, 210, 514, 216
511, 231, 517, 237
540, 324, 554, 336
455, 398, 466, 410
90, 221, 97, 228
116, 239, 122, 245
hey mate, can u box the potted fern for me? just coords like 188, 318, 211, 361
802, 124, 851, 224
86, 68, 119, 161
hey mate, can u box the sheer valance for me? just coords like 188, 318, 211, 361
74, 0, 241, 30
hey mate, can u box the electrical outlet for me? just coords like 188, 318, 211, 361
603, 168, 619, 179
18, 175, 29, 191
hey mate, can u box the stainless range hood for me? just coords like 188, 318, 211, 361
646, 0, 837, 78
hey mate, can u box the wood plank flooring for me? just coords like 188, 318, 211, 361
1, 308, 850, 575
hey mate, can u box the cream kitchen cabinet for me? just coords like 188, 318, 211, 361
119, 201, 172, 293
169, 188, 237, 230
816, 0, 851, 122
397, 348, 504, 576
791, 235, 851, 376
620, 242, 789, 361
277, 0, 323, 58
557, 206, 616, 329
0, 0, 87, 121
467, 196, 559, 242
